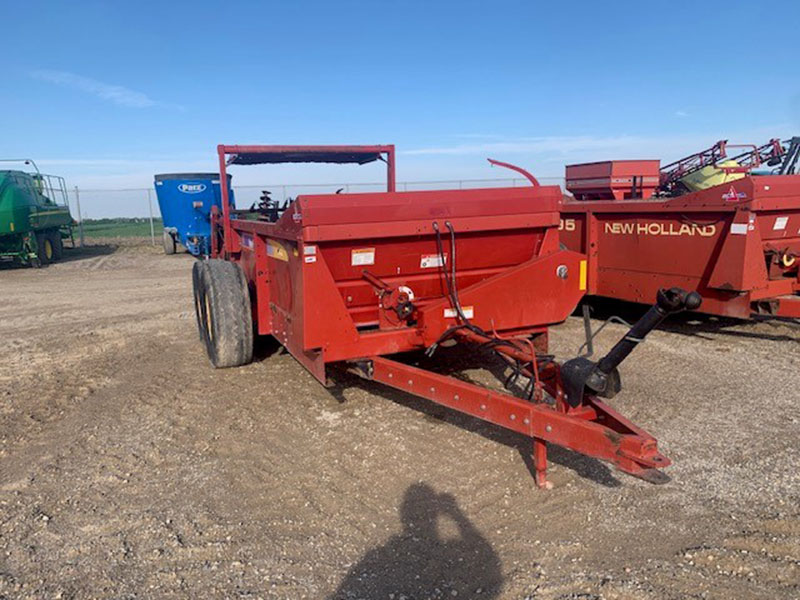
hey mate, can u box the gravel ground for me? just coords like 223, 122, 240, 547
0, 239, 798, 599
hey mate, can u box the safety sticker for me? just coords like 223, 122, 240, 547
304, 256, 316, 263
267, 239, 289, 261
444, 306, 474, 319
303, 245, 317, 255
241, 233, 254, 250
722, 186, 746, 202
420, 254, 446, 268
773, 217, 789, 231
730, 223, 748, 235
351, 248, 375, 266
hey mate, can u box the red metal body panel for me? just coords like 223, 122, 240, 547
566, 160, 661, 200
560, 175, 800, 318
229, 185, 581, 364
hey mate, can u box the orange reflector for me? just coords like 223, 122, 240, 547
579, 260, 587, 291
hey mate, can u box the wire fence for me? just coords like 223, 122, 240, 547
69, 176, 567, 245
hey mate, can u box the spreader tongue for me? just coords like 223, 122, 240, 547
561, 288, 702, 407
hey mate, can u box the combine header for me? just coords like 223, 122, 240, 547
559, 138, 800, 319
192, 144, 700, 488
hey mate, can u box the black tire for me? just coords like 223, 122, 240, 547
192, 260, 208, 340
50, 230, 64, 261
35, 232, 53, 265
163, 230, 176, 255
195, 259, 253, 368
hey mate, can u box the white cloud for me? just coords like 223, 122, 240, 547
403, 128, 790, 165
30, 70, 178, 109
404, 135, 646, 156
675, 110, 689, 118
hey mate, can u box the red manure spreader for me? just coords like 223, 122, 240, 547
193, 144, 700, 489
559, 138, 800, 319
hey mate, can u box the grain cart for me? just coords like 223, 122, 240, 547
559, 139, 800, 319
0, 159, 74, 267
192, 144, 700, 488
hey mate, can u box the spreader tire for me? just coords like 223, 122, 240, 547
163, 230, 176, 255
197, 259, 253, 368
192, 260, 208, 340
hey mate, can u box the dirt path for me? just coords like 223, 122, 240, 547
1, 240, 798, 599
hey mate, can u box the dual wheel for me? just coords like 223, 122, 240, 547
35, 230, 64, 265
192, 259, 254, 368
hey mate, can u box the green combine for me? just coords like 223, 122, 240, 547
0, 159, 75, 267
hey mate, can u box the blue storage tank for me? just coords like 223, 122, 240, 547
153, 172, 234, 256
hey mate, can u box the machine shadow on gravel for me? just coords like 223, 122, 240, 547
0, 242, 117, 269
57, 243, 117, 263
252, 334, 284, 362
328, 482, 503, 599
326, 348, 623, 488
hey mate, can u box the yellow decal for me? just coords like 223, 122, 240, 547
266, 239, 289, 261
579, 260, 587, 291
604, 222, 716, 237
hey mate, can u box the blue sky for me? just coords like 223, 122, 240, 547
5, 0, 800, 216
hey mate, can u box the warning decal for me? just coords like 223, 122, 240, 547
267, 240, 289, 261
773, 217, 789, 231
444, 306, 474, 319
421, 254, 446, 269
351, 248, 375, 266
722, 186, 747, 202
730, 223, 748, 235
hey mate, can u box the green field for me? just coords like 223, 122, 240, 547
80, 218, 163, 238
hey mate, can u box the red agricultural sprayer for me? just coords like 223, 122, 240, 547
559, 137, 800, 319
193, 144, 700, 488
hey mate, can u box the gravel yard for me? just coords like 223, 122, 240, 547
0, 239, 798, 599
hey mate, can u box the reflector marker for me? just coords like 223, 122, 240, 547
579, 260, 587, 291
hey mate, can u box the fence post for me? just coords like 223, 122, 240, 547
147, 188, 155, 245
74, 186, 85, 247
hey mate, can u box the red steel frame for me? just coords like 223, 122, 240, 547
561, 175, 800, 319
210, 144, 674, 488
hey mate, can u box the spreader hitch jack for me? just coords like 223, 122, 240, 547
561, 288, 702, 407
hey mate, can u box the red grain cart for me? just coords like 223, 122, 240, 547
560, 164, 800, 319
193, 144, 699, 488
